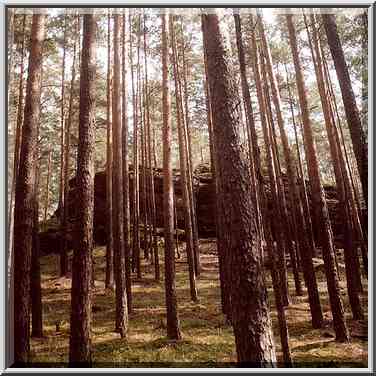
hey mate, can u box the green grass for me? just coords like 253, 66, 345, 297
30, 241, 368, 368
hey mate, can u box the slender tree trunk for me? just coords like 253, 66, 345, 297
321, 48, 368, 275
234, 11, 292, 364
161, 12, 182, 340
43, 148, 52, 223
248, 19, 290, 307
259, 13, 310, 298
8, 14, 27, 258
202, 39, 231, 318
202, 48, 215, 175
286, 13, 349, 342
129, 13, 141, 278
31, 122, 43, 339
179, 20, 201, 277
59, 15, 68, 277
122, 10, 132, 312
112, 14, 128, 338
105, 11, 114, 291
233, 12, 263, 239
14, 13, 45, 364
259, 51, 291, 308
143, 13, 160, 282
62, 14, 79, 275
202, 12, 276, 366
170, 15, 198, 302
69, 13, 96, 365
307, 14, 363, 320
284, 63, 317, 259
322, 13, 368, 211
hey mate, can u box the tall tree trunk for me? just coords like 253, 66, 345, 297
248, 18, 290, 308
234, 11, 292, 364
62, 14, 79, 276
233, 12, 263, 238
68, 13, 96, 365
286, 13, 349, 342
8, 14, 27, 260
201, 28, 231, 318
307, 14, 363, 320
14, 13, 45, 364
170, 15, 198, 302
129, 12, 141, 278
179, 20, 201, 277
202, 48, 215, 175
112, 14, 128, 339
258, 51, 291, 308
321, 48, 368, 275
59, 14, 68, 277
143, 13, 160, 282
322, 13, 368, 211
161, 12, 182, 341
43, 148, 52, 223
258, 13, 310, 298
122, 10, 133, 312
31, 119, 43, 339
105, 11, 114, 291
284, 62, 317, 259
202, 12, 276, 366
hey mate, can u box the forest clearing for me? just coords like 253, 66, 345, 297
7, 6, 369, 369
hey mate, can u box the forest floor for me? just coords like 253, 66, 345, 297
30, 238, 368, 368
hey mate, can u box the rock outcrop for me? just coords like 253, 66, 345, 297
39, 163, 351, 255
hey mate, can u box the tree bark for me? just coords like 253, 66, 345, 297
248, 17, 290, 307
258, 13, 308, 298
129, 12, 141, 279
59, 14, 68, 277
14, 13, 45, 365
105, 11, 114, 291
41, 148, 52, 223
307, 14, 363, 320
202, 12, 276, 366
179, 20, 201, 277
161, 12, 182, 341
62, 14, 79, 275
170, 15, 198, 302
143, 13, 160, 282
8, 14, 27, 259
286, 13, 349, 342
69, 13, 96, 365
112, 14, 128, 338
122, 10, 133, 312
322, 13, 368, 211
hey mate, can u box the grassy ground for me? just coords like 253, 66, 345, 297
30, 239, 368, 368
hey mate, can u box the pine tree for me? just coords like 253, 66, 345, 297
105, 10, 114, 291
59, 13, 68, 277
170, 15, 198, 302
202, 11, 276, 366
122, 9, 133, 312
286, 13, 349, 342
322, 13, 368, 211
13, 12, 45, 364
112, 13, 128, 338
161, 11, 182, 341
306, 13, 363, 320
69, 13, 96, 365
